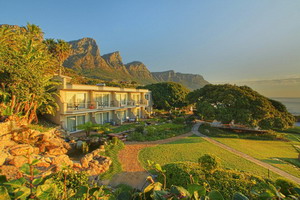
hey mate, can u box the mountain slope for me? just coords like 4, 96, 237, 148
63, 38, 209, 89
152, 70, 209, 90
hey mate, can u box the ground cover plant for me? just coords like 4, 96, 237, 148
127, 123, 191, 141
198, 124, 300, 179
99, 137, 125, 180
152, 155, 300, 200
139, 136, 280, 180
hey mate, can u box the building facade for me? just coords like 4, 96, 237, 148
48, 76, 152, 133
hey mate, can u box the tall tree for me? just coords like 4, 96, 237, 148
188, 84, 295, 130
44, 38, 71, 75
141, 82, 190, 111
0, 24, 59, 123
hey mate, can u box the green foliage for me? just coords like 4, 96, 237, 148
157, 161, 293, 200
199, 123, 287, 141
275, 178, 298, 196
173, 117, 185, 124
141, 82, 190, 111
198, 154, 220, 172
99, 138, 125, 180
77, 121, 111, 137
135, 125, 145, 133
188, 84, 295, 130
127, 123, 191, 141
49, 168, 88, 195
0, 24, 60, 123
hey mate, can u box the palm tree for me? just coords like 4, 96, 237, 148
44, 39, 71, 75
76, 122, 100, 137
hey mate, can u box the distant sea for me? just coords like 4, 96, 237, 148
271, 97, 300, 127
271, 97, 300, 115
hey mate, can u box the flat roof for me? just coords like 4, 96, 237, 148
63, 83, 150, 93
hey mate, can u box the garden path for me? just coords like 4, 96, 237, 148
193, 122, 300, 184
104, 132, 193, 190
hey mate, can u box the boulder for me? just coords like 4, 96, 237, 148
7, 155, 28, 168
80, 157, 89, 168
46, 146, 68, 156
9, 144, 38, 156
0, 165, 20, 180
0, 152, 8, 165
51, 155, 73, 168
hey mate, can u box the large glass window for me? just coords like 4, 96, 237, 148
66, 115, 85, 132
67, 116, 76, 132
66, 92, 87, 109
95, 93, 110, 107
116, 93, 127, 106
95, 112, 110, 124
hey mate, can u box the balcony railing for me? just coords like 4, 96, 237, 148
65, 99, 148, 112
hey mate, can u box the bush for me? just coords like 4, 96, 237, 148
159, 161, 271, 200
275, 178, 297, 196
198, 154, 220, 172
50, 169, 89, 194
127, 132, 145, 141
173, 117, 185, 124
135, 125, 145, 133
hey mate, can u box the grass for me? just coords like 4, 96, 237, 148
198, 124, 300, 178
139, 135, 280, 180
28, 119, 57, 132
99, 139, 124, 180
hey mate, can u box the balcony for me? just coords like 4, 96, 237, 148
63, 99, 148, 114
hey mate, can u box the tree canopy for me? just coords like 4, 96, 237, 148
0, 24, 67, 123
142, 82, 190, 111
187, 84, 295, 130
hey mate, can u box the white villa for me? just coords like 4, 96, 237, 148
47, 75, 153, 133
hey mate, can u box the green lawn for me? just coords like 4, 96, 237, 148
197, 124, 300, 178
139, 136, 280, 180
213, 137, 300, 178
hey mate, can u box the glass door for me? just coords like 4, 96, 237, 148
67, 116, 76, 132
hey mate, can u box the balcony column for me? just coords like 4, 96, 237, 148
111, 92, 117, 107
128, 92, 133, 105
89, 91, 96, 109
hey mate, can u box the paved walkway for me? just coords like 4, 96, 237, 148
192, 123, 300, 185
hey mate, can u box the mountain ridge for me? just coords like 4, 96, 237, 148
63, 38, 209, 90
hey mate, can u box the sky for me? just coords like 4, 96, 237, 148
1, 0, 300, 96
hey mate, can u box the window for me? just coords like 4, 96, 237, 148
66, 115, 86, 132
95, 112, 110, 124
116, 93, 127, 106
95, 93, 110, 107
66, 92, 87, 109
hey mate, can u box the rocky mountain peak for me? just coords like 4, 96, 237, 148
102, 51, 123, 66
68, 38, 100, 56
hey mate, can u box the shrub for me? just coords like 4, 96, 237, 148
135, 125, 145, 133
275, 178, 297, 196
173, 117, 185, 124
50, 168, 89, 194
127, 132, 145, 141
159, 161, 271, 200
198, 154, 220, 172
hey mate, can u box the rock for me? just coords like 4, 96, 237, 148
47, 146, 68, 156
0, 165, 20, 180
9, 144, 37, 156
36, 161, 50, 168
7, 155, 28, 168
51, 155, 73, 167
0, 152, 8, 165
80, 157, 89, 168
73, 163, 82, 169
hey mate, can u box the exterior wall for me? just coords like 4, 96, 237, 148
48, 76, 153, 133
